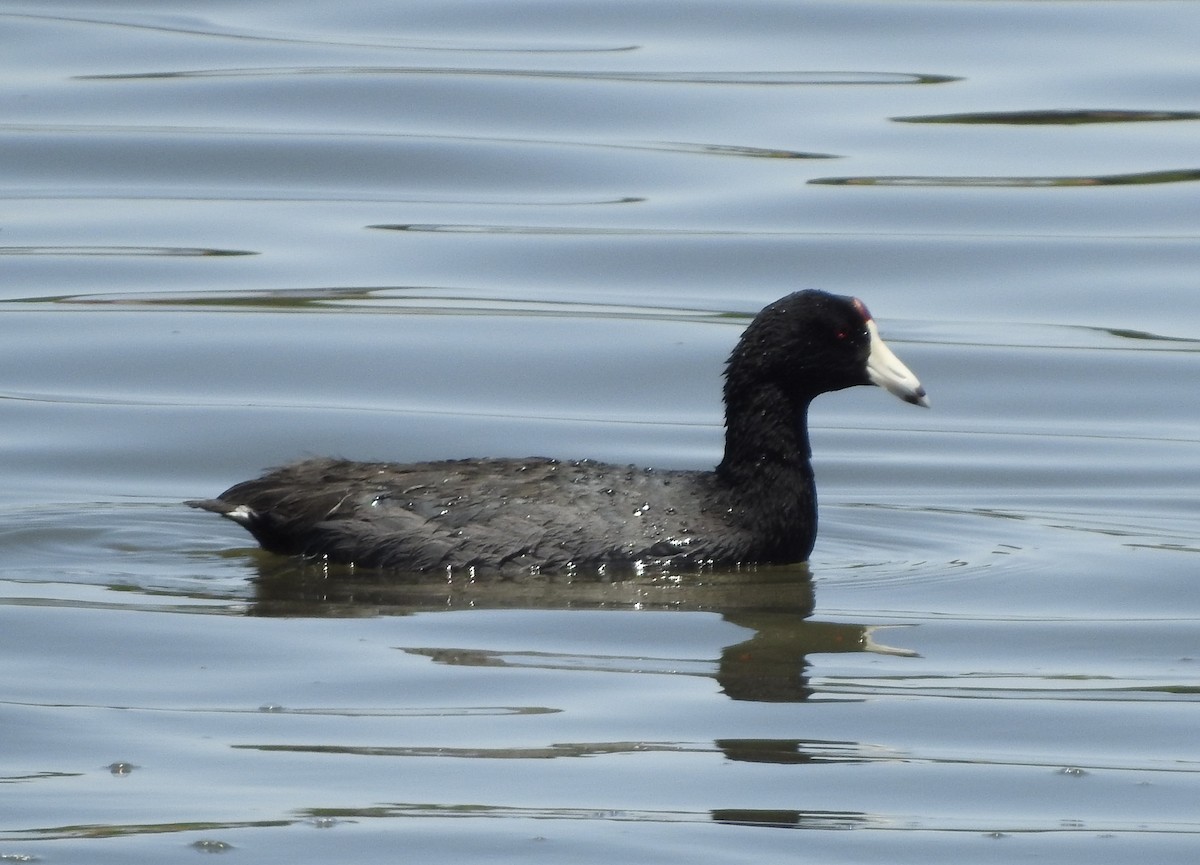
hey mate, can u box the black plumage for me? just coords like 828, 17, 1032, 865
189, 290, 927, 573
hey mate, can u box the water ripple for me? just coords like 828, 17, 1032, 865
894, 109, 1200, 125
811, 168, 1200, 187
78, 66, 960, 86
5, 12, 636, 54
0, 245, 253, 257
0, 122, 835, 163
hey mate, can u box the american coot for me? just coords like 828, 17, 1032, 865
189, 290, 927, 573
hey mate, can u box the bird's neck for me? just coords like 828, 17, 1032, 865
718, 382, 813, 474
716, 383, 818, 560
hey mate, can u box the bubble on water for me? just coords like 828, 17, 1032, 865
190, 839, 234, 853
306, 817, 342, 829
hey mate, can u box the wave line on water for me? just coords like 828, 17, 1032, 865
0, 245, 254, 257
0, 121, 832, 158
77, 65, 960, 86
3, 12, 636, 54
811, 168, 1200, 187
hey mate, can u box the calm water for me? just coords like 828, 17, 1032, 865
2, 1, 1199, 862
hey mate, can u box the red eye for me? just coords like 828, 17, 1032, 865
834, 330, 849, 340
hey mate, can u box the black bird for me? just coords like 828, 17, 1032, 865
189, 290, 927, 574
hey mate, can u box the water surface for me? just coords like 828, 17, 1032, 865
2, 2, 1198, 862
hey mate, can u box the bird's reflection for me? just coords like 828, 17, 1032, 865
246, 556, 912, 707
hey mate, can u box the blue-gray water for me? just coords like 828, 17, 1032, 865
2, 2, 1198, 862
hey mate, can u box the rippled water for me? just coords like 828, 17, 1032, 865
2, 2, 1199, 862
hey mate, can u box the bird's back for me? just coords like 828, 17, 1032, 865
190, 456, 740, 574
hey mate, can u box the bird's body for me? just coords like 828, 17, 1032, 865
190, 290, 927, 574
190, 455, 794, 574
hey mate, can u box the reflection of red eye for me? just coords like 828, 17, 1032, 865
834, 330, 848, 340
